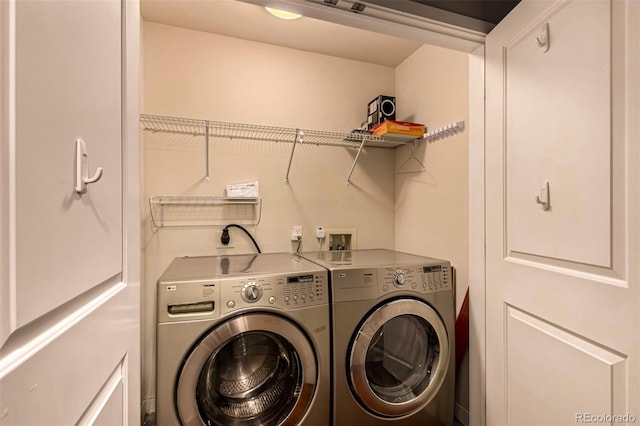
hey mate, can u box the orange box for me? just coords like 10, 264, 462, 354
371, 120, 425, 137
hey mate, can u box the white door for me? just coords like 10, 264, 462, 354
0, 0, 140, 424
485, 0, 639, 425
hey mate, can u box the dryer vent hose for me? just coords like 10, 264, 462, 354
221, 224, 262, 253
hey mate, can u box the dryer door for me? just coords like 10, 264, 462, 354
176, 313, 317, 426
348, 298, 450, 417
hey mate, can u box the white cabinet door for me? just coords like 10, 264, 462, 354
0, 0, 139, 424
485, 1, 639, 425
15, 0, 122, 330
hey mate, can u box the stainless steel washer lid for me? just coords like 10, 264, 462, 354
298, 249, 447, 270
159, 252, 325, 284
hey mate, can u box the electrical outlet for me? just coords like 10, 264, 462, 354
291, 225, 303, 241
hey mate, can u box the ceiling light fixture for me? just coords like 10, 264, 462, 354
265, 7, 302, 20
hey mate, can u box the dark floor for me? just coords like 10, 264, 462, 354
143, 414, 466, 425
142, 413, 155, 426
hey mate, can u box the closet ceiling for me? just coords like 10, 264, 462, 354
142, 0, 421, 67
141, 0, 518, 67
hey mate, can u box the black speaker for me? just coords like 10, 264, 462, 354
367, 95, 396, 130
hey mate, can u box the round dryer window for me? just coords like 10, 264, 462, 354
348, 299, 450, 418
176, 313, 317, 426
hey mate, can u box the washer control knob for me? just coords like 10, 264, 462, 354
227, 300, 236, 309
241, 282, 263, 303
268, 296, 276, 304
284, 296, 290, 302
393, 271, 407, 287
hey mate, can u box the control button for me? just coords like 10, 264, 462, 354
411, 282, 417, 289
293, 295, 299, 301
284, 296, 290, 302
241, 282, 263, 303
227, 300, 236, 309
301, 294, 306, 301
382, 285, 389, 292
393, 271, 407, 287
309, 293, 315, 299
268, 296, 276, 304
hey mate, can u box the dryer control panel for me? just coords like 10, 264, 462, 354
220, 271, 328, 315
379, 263, 451, 295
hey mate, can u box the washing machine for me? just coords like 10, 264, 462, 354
298, 249, 455, 426
155, 253, 330, 426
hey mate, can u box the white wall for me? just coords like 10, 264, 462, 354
394, 43, 470, 420
142, 22, 398, 408
394, 43, 469, 306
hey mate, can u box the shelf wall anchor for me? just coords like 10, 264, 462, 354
75, 138, 104, 195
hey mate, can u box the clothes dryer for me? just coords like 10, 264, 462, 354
299, 249, 455, 426
155, 253, 330, 426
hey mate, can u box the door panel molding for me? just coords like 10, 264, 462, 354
0, 287, 135, 425
505, 305, 627, 426
505, 253, 626, 288
0, 275, 125, 380
77, 356, 127, 425
499, 0, 633, 286
503, 0, 614, 269
0, 0, 17, 350
14, 0, 123, 328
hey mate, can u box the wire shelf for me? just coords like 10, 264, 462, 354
149, 196, 262, 228
138, 114, 470, 184
140, 114, 418, 148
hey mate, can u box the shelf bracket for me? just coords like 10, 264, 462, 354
285, 129, 304, 184
346, 137, 367, 184
204, 120, 210, 181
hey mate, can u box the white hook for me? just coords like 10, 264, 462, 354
535, 181, 550, 210
75, 138, 104, 195
536, 23, 550, 53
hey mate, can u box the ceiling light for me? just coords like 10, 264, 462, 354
265, 7, 302, 20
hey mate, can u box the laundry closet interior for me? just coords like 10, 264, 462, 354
141, 0, 479, 422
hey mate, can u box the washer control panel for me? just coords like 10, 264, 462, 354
380, 262, 451, 295
220, 271, 328, 314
